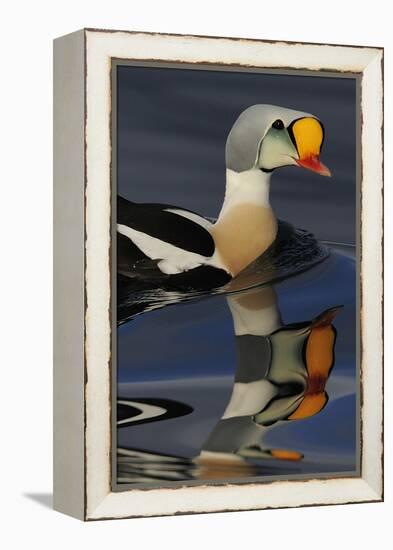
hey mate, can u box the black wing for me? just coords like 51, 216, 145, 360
117, 196, 215, 257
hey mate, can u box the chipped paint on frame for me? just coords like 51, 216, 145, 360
79, 29, 383, 520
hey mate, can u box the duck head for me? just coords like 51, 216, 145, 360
226, 104, 331, 177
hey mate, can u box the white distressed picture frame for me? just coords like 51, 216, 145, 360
53, 29, 383, 521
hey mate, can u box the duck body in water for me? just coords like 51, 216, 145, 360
117, 105, 331, 292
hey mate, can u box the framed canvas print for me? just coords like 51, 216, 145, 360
53, 29, 383, 520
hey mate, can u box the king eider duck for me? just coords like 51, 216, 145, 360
118, 105, 331, 290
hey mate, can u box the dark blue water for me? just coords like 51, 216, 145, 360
116, 242, 357, 485
117, 66, 357, 245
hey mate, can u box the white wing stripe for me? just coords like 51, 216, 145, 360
164, 208, 213, 229
117, 223, 208, 274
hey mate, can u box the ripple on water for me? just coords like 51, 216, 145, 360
118, 220, 330, 323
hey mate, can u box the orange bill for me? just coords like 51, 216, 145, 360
292, 117, 331, 177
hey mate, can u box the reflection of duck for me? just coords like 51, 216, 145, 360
117, 287, 342, 483
253, 306, 340, 426
117, 397, 193, 428
118, 105, 330, 287
198, 286, 341, 465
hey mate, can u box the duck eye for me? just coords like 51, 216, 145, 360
272, 119, 284, 130
272, 118, 284, 130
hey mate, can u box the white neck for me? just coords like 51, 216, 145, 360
210, 168, 277, 276
218, 168, 272, 220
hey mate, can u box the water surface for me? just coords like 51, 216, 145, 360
117, 241, 357, 485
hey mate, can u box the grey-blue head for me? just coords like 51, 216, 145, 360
225, 104, 330, 176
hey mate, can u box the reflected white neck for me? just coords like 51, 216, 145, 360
218, 168, 272, 219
